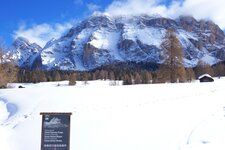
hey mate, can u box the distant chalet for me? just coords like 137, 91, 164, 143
198, 74, 214, 82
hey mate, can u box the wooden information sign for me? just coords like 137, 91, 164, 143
40, 113, 72, 150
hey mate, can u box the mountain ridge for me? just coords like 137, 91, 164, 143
8, 14, 225, 70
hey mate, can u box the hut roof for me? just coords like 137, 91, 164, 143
198, 74, 213, 80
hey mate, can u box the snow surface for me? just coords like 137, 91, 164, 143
200, 54, 220, 65
1, 79, 225, 150
123, 26, 165, 48
89, 29, 122, 60
0, 100, 9, 123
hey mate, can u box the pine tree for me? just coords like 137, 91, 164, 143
160, 29, 186, 83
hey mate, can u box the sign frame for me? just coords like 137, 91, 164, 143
40, 112, 72, 150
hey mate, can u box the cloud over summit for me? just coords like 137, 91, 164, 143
13, 0, 225, 47
13, 22, 73, 47
105, 0, 225, 30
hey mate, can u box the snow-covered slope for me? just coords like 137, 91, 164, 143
1, 80, 225, 150
8, 14, 225, 70
39, 14, 225, 70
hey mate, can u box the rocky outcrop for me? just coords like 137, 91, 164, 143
178, 16, 225, 44
83, 43, 113, 69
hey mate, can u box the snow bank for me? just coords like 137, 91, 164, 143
0, 100, 9, 123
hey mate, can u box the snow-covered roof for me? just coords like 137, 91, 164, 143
198, 74, 213, 79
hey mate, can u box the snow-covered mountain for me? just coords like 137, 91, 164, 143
7, 37, 42, 69
10, 14, 225, 70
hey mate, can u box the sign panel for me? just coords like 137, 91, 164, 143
40, 113, 72, 150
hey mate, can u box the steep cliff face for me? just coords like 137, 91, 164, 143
9, 14, 225, 70
178, 16, 224, 43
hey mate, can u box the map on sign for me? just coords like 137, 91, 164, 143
44, 116, 68, 128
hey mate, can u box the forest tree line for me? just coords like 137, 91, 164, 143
14, 61, 225, 86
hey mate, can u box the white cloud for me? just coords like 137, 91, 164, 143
105, 0, 225, 30
13, 22, 73, 47
105, 0, 164, 16
178, 0, 225, 29
87, 3, 101, 13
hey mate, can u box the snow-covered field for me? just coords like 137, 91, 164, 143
1, 79, 225, 150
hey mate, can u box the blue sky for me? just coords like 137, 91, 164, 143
0, 0, 113, 46
0, 0, 224, 47
0, 0, 173, 46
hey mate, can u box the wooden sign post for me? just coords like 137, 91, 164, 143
40, 112, 72, 150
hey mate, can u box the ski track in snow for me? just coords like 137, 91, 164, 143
177, 87, 225, 150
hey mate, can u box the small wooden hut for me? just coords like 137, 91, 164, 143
198, 74, 214, 82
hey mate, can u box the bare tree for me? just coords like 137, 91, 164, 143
99, 70, 105, 80
213, 62, 225, 78
141, 71, 152, 84
83, 72, 89, 85
156, 64, 170, 83
160, 29, 186, 83
186, 68, 196, 82
69, 73, 76, 86
123, 74, 132, 85
0, 45, 17, 88
194, 60, 214, 78
52, 70, 61, 81
134, 72, 142, 84
92, 72, 96, 80
109, 71, 116, 86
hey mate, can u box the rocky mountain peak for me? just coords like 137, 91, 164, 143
86, 14, 113, 27
178, 16, 225, 43
62, 15, 115, 40
12, 37, 31, 48
12, 37, 42, 52
9, 37, 42, 68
